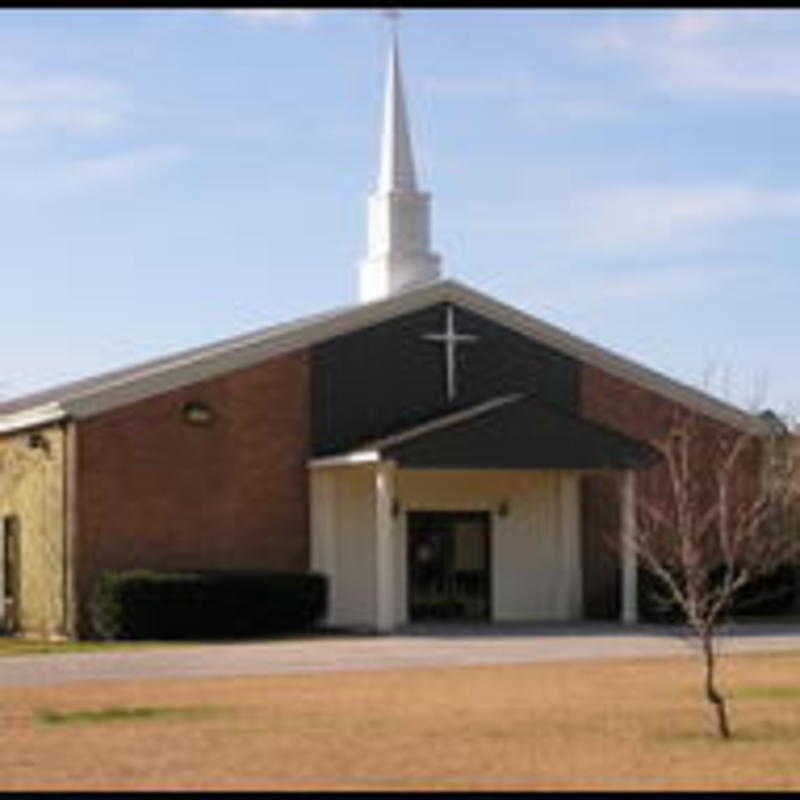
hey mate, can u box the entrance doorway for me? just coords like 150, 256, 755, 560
407, 511, 491, 621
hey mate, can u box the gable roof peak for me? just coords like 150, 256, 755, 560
0, 276, 765, 437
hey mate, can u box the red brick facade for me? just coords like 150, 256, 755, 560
579, 363, 759, 618
579, 365, 683, 617
581, 365, 690, 445
74, 350, 311, 626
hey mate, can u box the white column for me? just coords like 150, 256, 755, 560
620, 469, 638, 625
374, 460, 397, 632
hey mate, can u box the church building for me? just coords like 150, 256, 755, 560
0, 37, 767, 639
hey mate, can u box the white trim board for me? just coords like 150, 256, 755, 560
0, 404, 66, 435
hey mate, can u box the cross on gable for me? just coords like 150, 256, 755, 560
421, 305, 479, 402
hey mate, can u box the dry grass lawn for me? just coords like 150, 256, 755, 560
2, 650, 800, 790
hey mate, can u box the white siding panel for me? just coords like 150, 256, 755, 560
398, 469, 582, 622
560, 472, 583, 619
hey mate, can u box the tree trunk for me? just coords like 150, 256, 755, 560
702, 631, 731, 739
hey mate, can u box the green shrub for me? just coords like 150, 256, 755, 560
637, 563, 798, 623
89, 570, 327, 640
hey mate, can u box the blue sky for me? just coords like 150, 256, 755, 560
2, 9, 798, 416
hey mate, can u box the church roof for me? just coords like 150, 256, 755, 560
0, 277, 767, 435
310, 392, 660, 470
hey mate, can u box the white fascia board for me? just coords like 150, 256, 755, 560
307, 450, 381, 469
0, 403, 66, 434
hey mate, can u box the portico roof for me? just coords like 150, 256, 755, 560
309, 393, 660, 470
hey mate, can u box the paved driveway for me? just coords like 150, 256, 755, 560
2, 621, 799, 687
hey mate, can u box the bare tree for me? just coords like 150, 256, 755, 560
627, 408, 800, 739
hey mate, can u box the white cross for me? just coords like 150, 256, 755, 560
422, 306, 479, 402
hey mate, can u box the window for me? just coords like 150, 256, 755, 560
2, 516, 20, 633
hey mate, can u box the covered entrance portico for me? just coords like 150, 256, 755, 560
309, 394, 658, 632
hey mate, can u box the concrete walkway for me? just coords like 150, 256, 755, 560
2, 621, 799, 687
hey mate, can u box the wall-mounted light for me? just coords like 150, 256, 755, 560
27, 432, 50, 454
181, 401, 215, 426
497, 499, 510, 518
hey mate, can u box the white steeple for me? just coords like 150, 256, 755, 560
358, 31, 441, 303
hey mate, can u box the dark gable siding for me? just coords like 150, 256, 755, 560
311, 303, 579, 456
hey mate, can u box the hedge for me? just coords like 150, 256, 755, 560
637, 563, 798, 623
89, 570, 328, 640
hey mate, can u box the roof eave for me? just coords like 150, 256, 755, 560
0, 403, 67, 435
307, 450, 381, 469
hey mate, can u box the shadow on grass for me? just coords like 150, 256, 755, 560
735, 686, 800, 700
656, 720, 800, 743
0, 639, 212, 657
0, 630, 334, 658
34, 705, 227, 726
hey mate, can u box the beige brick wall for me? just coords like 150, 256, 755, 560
0, 425, 66, 638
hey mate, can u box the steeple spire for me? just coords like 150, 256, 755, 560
378, 33, 417, 193
358, 22, 441, 303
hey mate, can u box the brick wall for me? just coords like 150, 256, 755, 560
579, 364, 758, 619
74, 350, 311, 626
579, 366, 678, 618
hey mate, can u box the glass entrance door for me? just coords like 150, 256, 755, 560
407, 511, 491, 621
